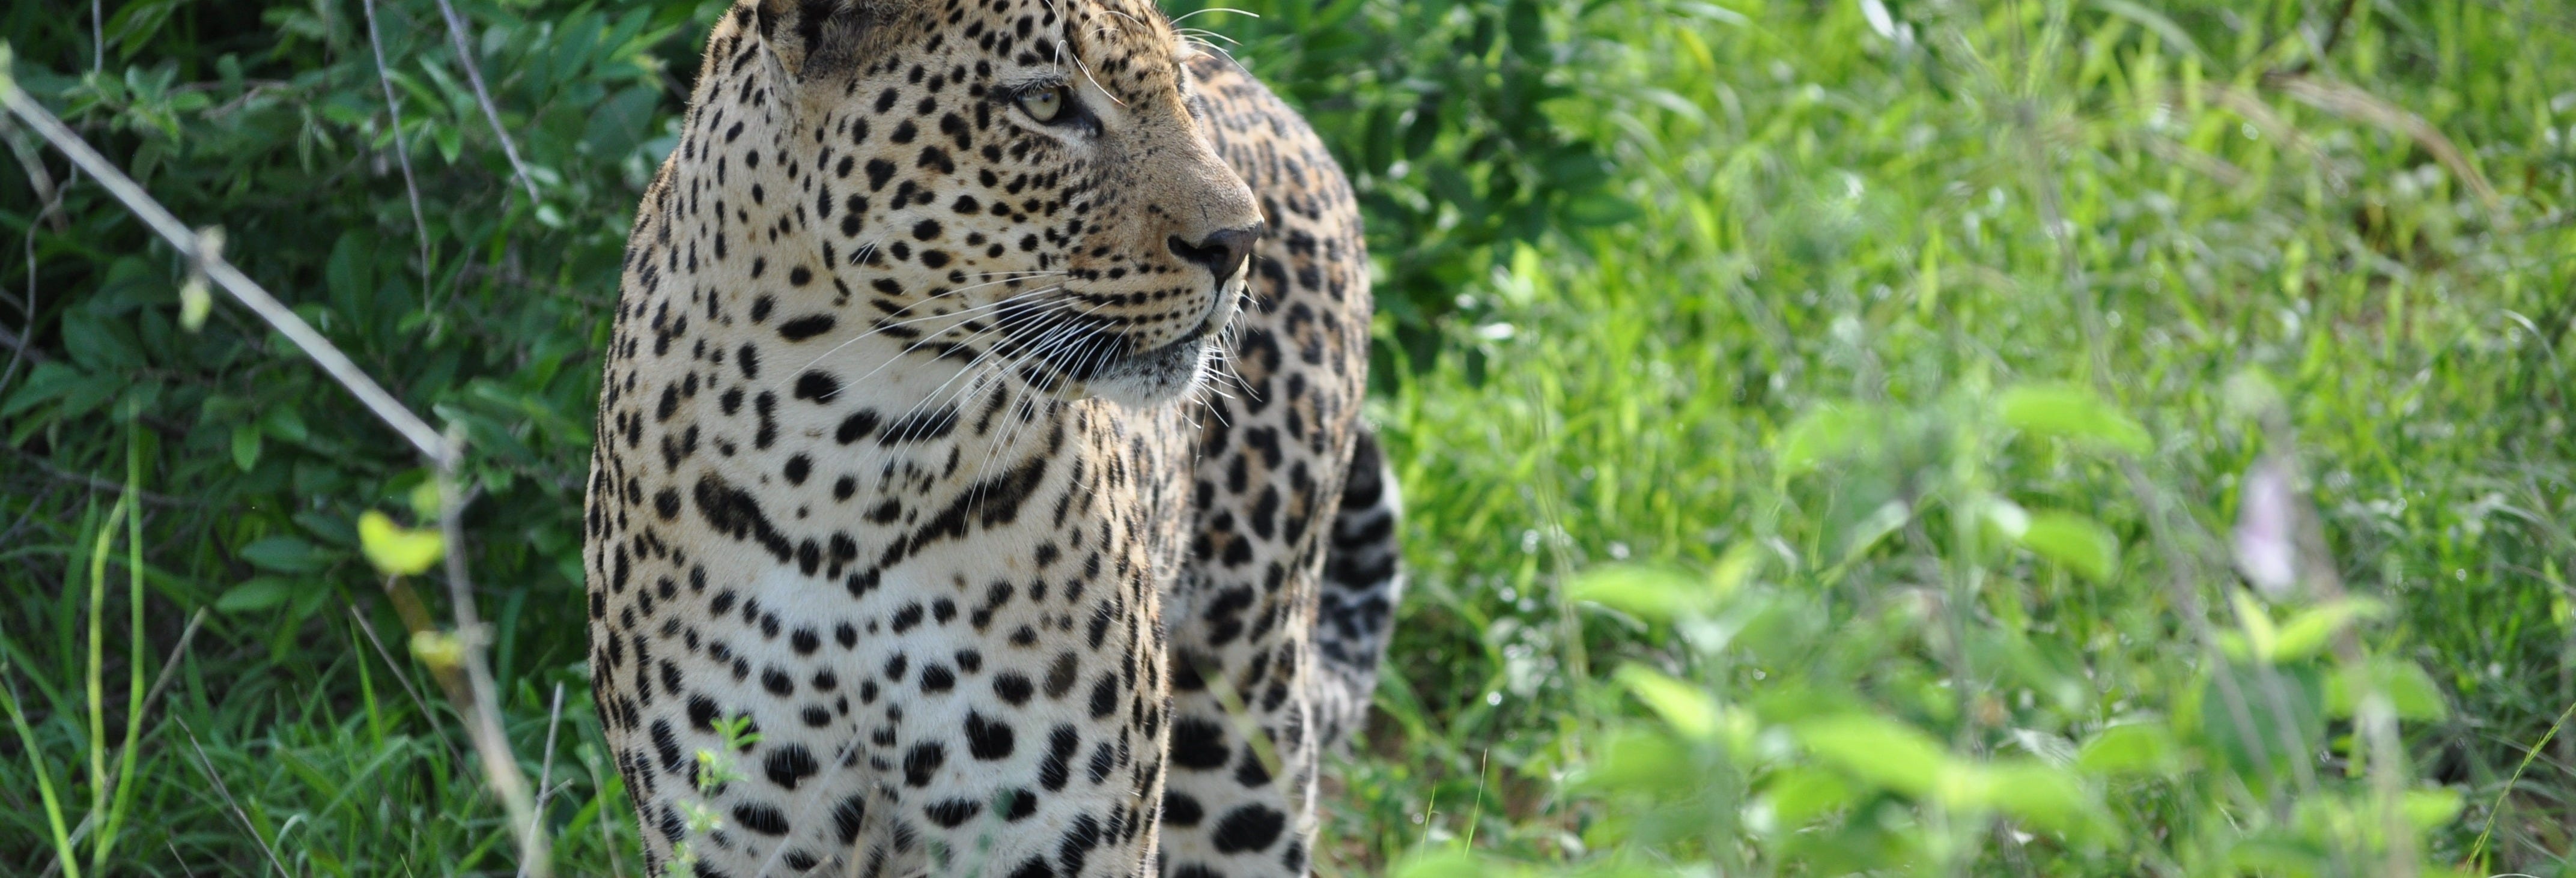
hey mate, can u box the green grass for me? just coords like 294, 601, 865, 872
3, 0, 2574, 875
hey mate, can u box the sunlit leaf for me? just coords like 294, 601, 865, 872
1709, 541, 1763, 599
1614, 664, 1720, 739
2231, 590, 2279, 661
178, 272, 211, 332
1797, 714, 1947, 797
2076, 721, 2182, 777
407, 480, 444, 520
2270, 598, 2386, 662
358, 510, 445, 577
409, 629, 464, 671
1759, 766, 1855, 826
2018, 510, 2118, 582
1569, 566, 1700, 620
1951, 761, 2103, 838
1774, 403, 1880, 475
1997, 383, 2152, 456
1573, 726, 1697, 796
2403, 787, 2463, 829
2325, 658, 2450, 721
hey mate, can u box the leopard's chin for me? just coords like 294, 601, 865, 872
1071, 278, 1241, 407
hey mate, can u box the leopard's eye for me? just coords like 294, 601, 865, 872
1017, 85, 1068, 123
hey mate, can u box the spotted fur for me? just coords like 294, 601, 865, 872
581, 1, 1395, 875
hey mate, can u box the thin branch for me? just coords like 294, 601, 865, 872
431, 0, 542, 203
0, 49, 458, 467
360, 0, 436, 286
517, 682, 567, 878
1, 112, 67, 401
7, 447, 200, 507
436, 432, 553, 875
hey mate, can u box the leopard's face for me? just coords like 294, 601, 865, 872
746, 0, 1261, 407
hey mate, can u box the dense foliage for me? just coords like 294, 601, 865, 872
2, 0, 2572, 874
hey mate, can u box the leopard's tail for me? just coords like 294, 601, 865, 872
1311, 425, 1404, 749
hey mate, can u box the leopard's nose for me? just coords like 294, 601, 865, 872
1168, 222, 1264, 282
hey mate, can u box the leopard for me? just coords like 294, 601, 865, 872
578, 1, 1401, 876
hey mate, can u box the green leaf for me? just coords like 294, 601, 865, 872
2017, 510, 2119, 581
407, 479, 443, 520
1948, 761, 2100, 837
2270, 598, 2387, 662
214, 577, 293, 612
2403, 787, 2463, 829
1997, 383, 2152, 456
1614, 664, 1720, 739
1796, 714, 1948, 797
1569, 565, 1700, 620
1709, 541, 1761, 599
2325, 658, 2450, 721
2075, 721, 2181, 777
1573, 726, 1696, 796
0, 362, 87, 417
178, 272, 211, 332
1760, 766, 1856, 826
2196, 662, 2327, 783
358, 510, 445, 577
231, 422, 263, 471
1775, 403, 1881, 475
237, 535, 326, 573
260, 405, 309, 444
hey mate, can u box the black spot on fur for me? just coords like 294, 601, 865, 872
732, 802, 790, 837
965, 712, 1015, 760
778, 314, 837, 341
1211, 804, 1287, 853
904, 741, 946, 787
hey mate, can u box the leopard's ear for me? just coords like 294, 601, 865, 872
748, 0, 900, 82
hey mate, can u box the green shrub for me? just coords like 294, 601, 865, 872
3, 0, 2572, 874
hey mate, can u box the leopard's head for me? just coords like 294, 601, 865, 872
693, 0, 1262, 407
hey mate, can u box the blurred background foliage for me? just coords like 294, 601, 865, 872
2, 0, 2573, 874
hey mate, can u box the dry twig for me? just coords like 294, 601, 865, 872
360, 0, 437, 284
433, 0, 544, 203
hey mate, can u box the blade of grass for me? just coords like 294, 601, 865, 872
93, 428, 148, 871
79, 478, 127, 876
2, 658, 80, 877
173, 718, 291, 878
2467, 698, 2576, 869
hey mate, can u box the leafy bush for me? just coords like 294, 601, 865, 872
2, 0, 2573, 875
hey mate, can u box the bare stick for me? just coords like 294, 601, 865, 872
360, 0, 436, 283
436, 429, 553, 875
0, 49, 457, 467
431, 0, 542, 203
517, 682, 567, 878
